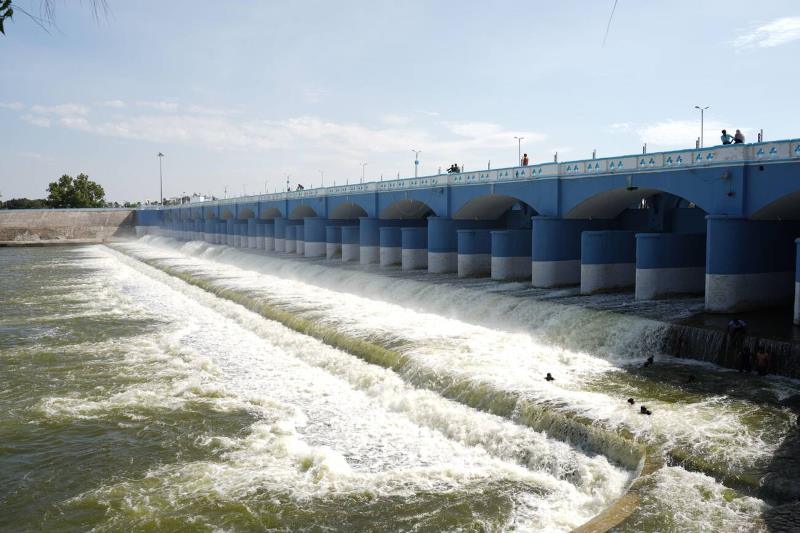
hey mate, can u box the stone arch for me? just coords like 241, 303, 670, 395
329, 202, 368, 220
453, 194, 538, 221
380, 199, 436, 219
204, 208, 216, 220
260, 207, 283, 219
220, 208, 235, 220
289, 204, 318, 220
751, 190, 800, 220
565, 188, 708, 220
238, 207, 256, 219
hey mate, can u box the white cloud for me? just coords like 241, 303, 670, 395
135, 100, 179, 111
0, 101, 24, 110
380, 113, 412, 126
636, 119, 750, 147
608, 122, 633, 133
735, 17, 800, 49
21, 114, 52, 127
30, 103, 88, 116
97, 99, 127, 108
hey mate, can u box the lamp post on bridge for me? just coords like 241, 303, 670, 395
411, 149, 421, 178
514, 136, 524, 166
157, 152, 164, 205
360, 162, 367, 183
694, 105, 709, 148
318, 170, 324, 187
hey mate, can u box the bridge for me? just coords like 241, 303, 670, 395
136, 138, 800, 321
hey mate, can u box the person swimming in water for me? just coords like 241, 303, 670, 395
640, 405, 652, 415
545, 372, 554, 381
643, 355, 654, 368
627, 398, 635, 406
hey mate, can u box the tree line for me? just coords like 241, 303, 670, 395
0, 173, 139, 209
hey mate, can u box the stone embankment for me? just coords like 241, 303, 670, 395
0, 209, 134, 245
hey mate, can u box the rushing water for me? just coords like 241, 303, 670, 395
2, 239, 797, 532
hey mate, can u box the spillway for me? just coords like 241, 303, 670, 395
2, 236, 798, 531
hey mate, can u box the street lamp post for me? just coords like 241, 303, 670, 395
694, 105, 709, 148
411, 149, 421, 178
513, 136, 524, 166
157, 152, 164, 205
360, 162, 367, 183
318, 170, 324, 187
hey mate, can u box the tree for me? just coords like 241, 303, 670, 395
0, 197, 48, 209
47, 173, 105, 208
1, 0, 107, 36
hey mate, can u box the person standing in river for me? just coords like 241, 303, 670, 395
755, 345, 770, 376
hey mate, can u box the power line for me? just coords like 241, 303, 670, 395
602, 0, 619, 46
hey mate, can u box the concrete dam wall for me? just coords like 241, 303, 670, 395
0, 209, 135, 244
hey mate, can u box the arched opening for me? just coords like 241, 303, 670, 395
329, 202, 368, 220
238, 208, 255, 219
289, 204, 318, 220
260, 207, 283, 220
453, 194, 538, 227
380, 199, 435, 219
204, 208, 216, 220
221, 208, 234, 220
751, 190, 800, 220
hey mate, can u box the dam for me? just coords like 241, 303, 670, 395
3, 140, 800, 532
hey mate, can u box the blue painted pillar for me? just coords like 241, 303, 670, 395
635, 233, 706, 300
273, 217, 287, 252
580, 230, 636, 294
204, 219, 215, 243
247, 219, 258, 249
341, 225, 360, 262
428, 217, 457, 273
401, 227, 428, 271
795, 239, 800, 325
226, 219, 236, 246
379, 227, 402, 267
254, 220, 266, 250
491, 229, 531, 281
216, 220, 226, 245
360, 217, 381, 265
285, 224, 297, 253
326, 226, 342, 259
263, 221, 275, 251
457, 229, 492, 278
304, 217, 327, 258
236, 221, 248, 248
295, 225, 305, 255
705, 216, 799, 312
531, 217, 606, 287
195, 219, 203, 241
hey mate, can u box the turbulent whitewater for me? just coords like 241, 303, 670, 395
2, 238, 797, 532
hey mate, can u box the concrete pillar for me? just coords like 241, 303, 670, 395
401, 227, 428, 271
273, 217, 287, 252
196, 219, 204, 241
216, 220, 226, 245
295, 225, 305, 255
263, 221, 274, 251
428, 217, 458, 274
341, 225, 360, 262
580, 230, 636, 294
635, 233, 706, 300
254, 221, 265, 250
204, 220, 214, 243
705, 216, 799, 312
491, 229, 531, 281
531, 217, 605, 288
795, 239, 800, 326
360, 217, 380, 265
379, 227, 402, 267
304, 217, 327, 258
326, 226, 342, 259
245, 219, 256, 248
285, 224, 297, 253
457, 229, 492, 277
237, 222, 247, 248
226, 220, 236, 246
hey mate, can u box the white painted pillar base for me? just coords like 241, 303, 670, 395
305, 241, 326, 258
296, 240, 305, 255
342, 243, 360, 262
248, 236, 257, 249
491, 257, 531, 281
580, 263, 635, 295
705, 272, 794, 312
326, 242, 342, 260
256, 236, 265, 250
273, 238, 285, 253
135, 226, 147, 237
360, 245, 379, 265
264, 236, 274, 251
635, 266, 705, 300
402, 249, 427, 271
285, 239, 296, 253
458, 254, 491, 278
380, 246, 401, 267
532, 259, 580, 287
428, 252, 457, 274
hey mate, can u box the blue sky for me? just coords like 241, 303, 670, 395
1, 1, 799, 202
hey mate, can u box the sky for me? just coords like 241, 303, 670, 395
1, 1, 799, 202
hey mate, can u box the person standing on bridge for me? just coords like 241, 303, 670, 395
734, 129, 745, 144
721, 130, 734, 145
522, 153, 529, 166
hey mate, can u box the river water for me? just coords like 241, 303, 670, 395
1, 238, 797, 532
